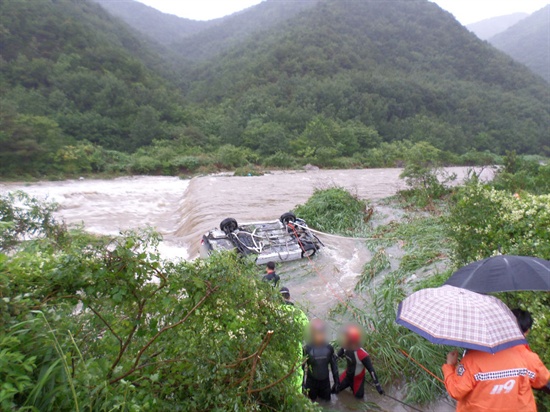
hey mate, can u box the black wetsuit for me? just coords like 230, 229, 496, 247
336, 347, 383, 399
262, 271, 280, 287
303, 343, 339, 401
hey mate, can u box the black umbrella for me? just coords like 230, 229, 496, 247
445, 255, 550, 293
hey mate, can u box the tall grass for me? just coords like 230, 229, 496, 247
349, 202, 452, 404
294, 187, 371, 235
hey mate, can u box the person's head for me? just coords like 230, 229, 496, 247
309, 319, 327, 346
341, 324, 362, 349
512, 308, 533, 336
280, 286, 290, 301
266, 261, 276, 273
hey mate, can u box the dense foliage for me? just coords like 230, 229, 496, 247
0, 194, 318, 411
490, 5, 550, 82
294, 187, 369, 235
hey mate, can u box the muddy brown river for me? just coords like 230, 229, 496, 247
2, 168, 493, 411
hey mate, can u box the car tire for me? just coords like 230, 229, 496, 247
220, 218, 238, 234
280, 212, 297, 225
301, 243, 317, 258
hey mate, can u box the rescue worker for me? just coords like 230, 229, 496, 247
512, 308, 533, 336
512, 308, 550, 395
443, 345, 550, 412
262, 261, 280, 286
280, 286, 293, 305
334, 324, 384, 398
279, 286, 309, 393
303, 319, 339, 402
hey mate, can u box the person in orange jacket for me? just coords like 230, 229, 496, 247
442, 345, 550, 412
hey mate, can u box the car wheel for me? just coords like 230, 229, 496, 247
220, 218, 238, 234
301, 243, 317, 258
280, 212, 297, 225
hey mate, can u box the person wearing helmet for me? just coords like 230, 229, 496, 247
280, 286, 293, 305
334, 324, 384, 399
303, 319, 339, 402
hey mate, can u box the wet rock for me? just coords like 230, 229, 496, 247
303, 164, 320, 171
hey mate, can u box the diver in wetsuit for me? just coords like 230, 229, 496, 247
303, 319, 339, 402
335, 324, 384, 399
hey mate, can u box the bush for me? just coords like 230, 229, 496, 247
0, 194, 319, 412
170, 155, 204, 173
294, 187, 368, 235
128, 155, 162, 174
263, 152, 296, 169
399, 141, 456, 207
493, 152, 550, 195
216, 145, 257, 169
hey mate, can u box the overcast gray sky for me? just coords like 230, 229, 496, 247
133, 0, 549, 25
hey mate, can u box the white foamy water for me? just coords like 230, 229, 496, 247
1, 176, 191, 260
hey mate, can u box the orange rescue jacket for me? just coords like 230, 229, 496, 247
442, 345, 550, 412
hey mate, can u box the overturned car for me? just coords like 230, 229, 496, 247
200, 212, 323, 264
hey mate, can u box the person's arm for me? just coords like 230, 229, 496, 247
303, 345, 310, 373
358, 349, 384, 395
335, 347, 344, 359
537, 381, 550, 394
442, 351, 475, 401
524, 349, 550, 390
329, 345, 340, 384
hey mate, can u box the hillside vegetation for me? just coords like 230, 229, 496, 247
185, 0, 550, 158
0, 0, 191, 175
171, 0, 319, 62
490, 5, 550, 82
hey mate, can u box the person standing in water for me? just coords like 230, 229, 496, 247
303, 319, 340, 402
335, 324, 384, 398
262, 261, 280, 287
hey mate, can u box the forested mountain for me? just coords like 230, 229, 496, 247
0, 0, 189, 174
171, 0, 319, 61
467, 13, 528, 40
90, 0, 215, 46
1, 0, 549, 177
489, 5, 550, 82
184, 0, 550, 156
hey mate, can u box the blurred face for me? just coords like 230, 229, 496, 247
309, 320, 327, 345
340, 324, 363, 349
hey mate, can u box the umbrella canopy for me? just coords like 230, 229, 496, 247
444, 255, 550, 293
396, 285, 526, 354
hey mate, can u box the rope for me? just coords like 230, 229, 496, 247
365, 382, 426, 412
294, 223, 398, 242
289, 224, 362, 322
400, 349, 445, 384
